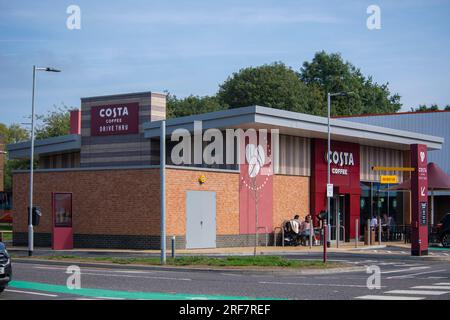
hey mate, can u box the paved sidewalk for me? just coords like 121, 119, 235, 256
6, 241, 413, 257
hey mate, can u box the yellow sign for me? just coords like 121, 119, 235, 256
380, 175, 398, 184
372, 166, 415, 172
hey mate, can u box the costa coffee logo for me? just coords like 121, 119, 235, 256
241, 143, 272, 191
420, 151, 426, 163
324, 151, 355, 167
99, 106, 129, 118
324, 151, 355, 176
91, 102, 139, 136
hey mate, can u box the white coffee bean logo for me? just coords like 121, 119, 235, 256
246, 144, 265, 178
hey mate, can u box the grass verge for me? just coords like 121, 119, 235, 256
23, 255, 344, 269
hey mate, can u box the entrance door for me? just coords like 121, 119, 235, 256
330, 195, 347, 241
186, 191, 216, 249
52, 192, 73, 250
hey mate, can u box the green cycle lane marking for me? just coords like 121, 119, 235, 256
9, 280, 284, 300
429, 247, 450, 251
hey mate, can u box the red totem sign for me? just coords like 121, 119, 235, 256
411, 144, 428, 256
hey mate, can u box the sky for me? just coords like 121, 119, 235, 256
1, 0, 450, 125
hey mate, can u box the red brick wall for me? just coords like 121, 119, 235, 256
273, 174, 310, 229
165, 168, 240, 236
13, 169, 161, 236
13, 168, 307, 240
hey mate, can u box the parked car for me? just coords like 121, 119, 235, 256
435, 213, 450, 248
0, 242, 12, 293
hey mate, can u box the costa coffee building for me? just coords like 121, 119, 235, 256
7, 91, 444, 250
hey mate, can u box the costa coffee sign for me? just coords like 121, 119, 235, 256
91, 102, 139, 136
324, 151, 355, 175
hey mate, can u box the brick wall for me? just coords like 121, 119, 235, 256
273, 174, 310, 229
165, 168, 240, 236
13, 169, 161, 237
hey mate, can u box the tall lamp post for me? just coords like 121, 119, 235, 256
28, 66, 61, 257
326, 91, 353, 249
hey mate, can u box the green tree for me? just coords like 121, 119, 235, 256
35, 104, 71, 140
167, 94, 225, 118
300, 51, 402, 116
0, 123, 29, 144
410, 104, 440, 112
0, 123, 30, 191
217, 62, 320, 114
445, 105, 450, 111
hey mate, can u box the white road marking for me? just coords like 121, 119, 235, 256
95, 296, 126, 300
434, 282, 450, 285
5, 289, 58, 297
31, 265, 191, 280
80, 271, 192, 281
387, 269, 447, 279
381, 266, 429, 274
385, 290, 449, 296
356, 295, 424, 300
427, 277, 447, 279
412, 285, 450, 290
259, 281, 384, 288
393, 264, 423, 267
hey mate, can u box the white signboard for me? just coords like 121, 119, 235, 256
327, 184, 334, 198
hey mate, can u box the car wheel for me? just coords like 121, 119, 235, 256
442, 232, 450, 248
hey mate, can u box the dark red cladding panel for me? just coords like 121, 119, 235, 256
90, 102, 139, 136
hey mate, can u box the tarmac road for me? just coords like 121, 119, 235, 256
2, 250, 450, 300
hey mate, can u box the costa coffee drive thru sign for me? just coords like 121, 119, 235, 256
91, 102, 139, 136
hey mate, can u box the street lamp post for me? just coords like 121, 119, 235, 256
28, 66, 61, 257
326, 91, 354, 250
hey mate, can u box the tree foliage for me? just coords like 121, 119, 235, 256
300, 51, 402, 116
217, 62, 323, 114
167, 94, 225, 118
35, 104, 71, 140
410, 104, 440, 112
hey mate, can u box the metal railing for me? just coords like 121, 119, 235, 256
256, 226, 268, 247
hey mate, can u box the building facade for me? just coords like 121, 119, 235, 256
342, 111, 450, 224
7, 92, 444, 249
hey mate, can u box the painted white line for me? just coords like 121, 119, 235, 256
393, 264, 423, 267
355, 295, 424, 300
427, 277, 447, 279
95, 296, 126, 300
80, 271, 192, 281
434, 282, 450, 285
412, 286, 450, 290
385, 290, 449, 296
259, 281, 384, 288
387, 269, 447, 279
381, 266, 429, 274
5, 289, 58, 297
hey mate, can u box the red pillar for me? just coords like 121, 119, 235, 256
410, 144, 429, 256
70, 109, 81, 134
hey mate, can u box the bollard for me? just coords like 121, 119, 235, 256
323, 224, 327, 263
171, 236, 176, 259
309, 221, 313, 249
367, 219, 371, 246
378, 217, 382, 245
355, 219, 359, 248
